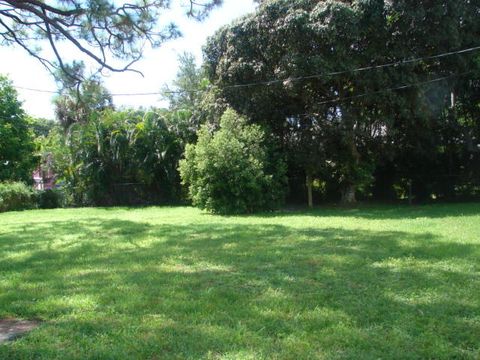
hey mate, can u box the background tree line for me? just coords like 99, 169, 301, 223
1, 0, 480, 213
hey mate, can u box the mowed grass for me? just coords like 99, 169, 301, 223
0, 204, 479, 359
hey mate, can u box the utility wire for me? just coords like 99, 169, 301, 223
15, 86, 57, 94
12, 44, 480, 96
315, 71, 472, 106
215, 44, 480, 89
290, 71, 472, 117
20, 71, 468, 121
13, 86, 181, 96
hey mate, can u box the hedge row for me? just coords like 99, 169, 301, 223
0, 182, 63, 212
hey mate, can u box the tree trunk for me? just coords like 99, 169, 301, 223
340, 133, 360, 206
341, 184, 356, 205
306, 171, 313, 208
340, 107, 361, 206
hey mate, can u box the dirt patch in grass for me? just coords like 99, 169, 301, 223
0, 319, 40, 344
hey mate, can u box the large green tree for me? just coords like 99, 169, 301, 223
0, 75, 37, 182
204, 0, 389, 204
204, 0, 480, 204
380, 0, 480, 201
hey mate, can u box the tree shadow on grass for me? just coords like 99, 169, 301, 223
229, 202, 480, 220
0, 218, 479, 359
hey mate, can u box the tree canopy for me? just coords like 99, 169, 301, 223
0, 75, 37, 183
204, 0, 480, 204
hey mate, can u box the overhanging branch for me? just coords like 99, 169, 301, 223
0, 0, 222, 78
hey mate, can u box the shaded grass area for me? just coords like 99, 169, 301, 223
0, 204, 479, 359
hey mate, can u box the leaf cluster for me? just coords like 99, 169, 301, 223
179, 108, 287, 214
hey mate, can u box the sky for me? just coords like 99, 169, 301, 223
0, 0, 257, 119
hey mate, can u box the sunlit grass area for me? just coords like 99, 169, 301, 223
1, 204, 479, 359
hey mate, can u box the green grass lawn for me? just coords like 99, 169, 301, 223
0, 204, 479, 359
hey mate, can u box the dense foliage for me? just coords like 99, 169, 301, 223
0, 181, 35, 212
36, 189, 64, 209
0, 76, 37, 183
179, 109, 287, 214
3, 0, 480, 212
43, 109, 183, 206
204, 0, 480, 204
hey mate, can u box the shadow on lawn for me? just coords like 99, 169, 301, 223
0, 218, 479, 358
237, 202, 480, 220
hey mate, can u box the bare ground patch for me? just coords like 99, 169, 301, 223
0, 319, 40, 344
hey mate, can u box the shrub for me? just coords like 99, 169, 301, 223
36, 188, 63, 209
179, 109, 287, 214
0, 182, 35, 212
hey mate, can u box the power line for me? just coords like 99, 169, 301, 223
290, 71, 472, 118
13, 72, 472, 108
286, 72, 472, 119
13, 86, 179, 96
221, 44, 480, 89
15, 86, 57, 94
12, 44, 480, 96
314, 71, 472, 106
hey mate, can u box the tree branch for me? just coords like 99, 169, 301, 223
0, 0, 221, 79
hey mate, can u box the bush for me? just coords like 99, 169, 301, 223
179, 109, 287, 214
36, 188, 63, 209
0, 182, 35, 212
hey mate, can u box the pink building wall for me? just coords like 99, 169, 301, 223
32, 155, 56, 190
